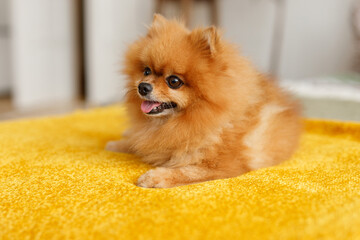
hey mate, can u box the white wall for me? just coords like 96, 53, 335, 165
279, 0, 357, 79
0, 0, 11, 95
10, 0, 77, 108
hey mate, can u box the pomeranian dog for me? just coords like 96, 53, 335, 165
106, 14, 301, 188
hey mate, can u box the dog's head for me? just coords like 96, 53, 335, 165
124, 14, 243, 119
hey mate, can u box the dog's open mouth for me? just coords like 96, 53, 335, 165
141, 101, 177, 114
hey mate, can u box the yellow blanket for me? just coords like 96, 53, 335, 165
0, 106, 359, 239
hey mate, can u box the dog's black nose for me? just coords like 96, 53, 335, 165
138, 83, 153, 96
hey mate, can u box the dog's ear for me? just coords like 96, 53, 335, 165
147, 14, 168, 37
152, 14, 168, 28
190, 26, 220, 56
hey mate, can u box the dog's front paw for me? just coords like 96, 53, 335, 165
137, 168, 178, 188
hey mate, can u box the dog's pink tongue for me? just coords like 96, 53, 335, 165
141, 101, 161, 113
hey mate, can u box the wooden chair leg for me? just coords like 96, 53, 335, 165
181, 0, 193, 27
155, 0, 164, 14
210, 0, 218, 26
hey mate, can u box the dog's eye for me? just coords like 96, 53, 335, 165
143, 67, 152, 76
166, 75, 183, 89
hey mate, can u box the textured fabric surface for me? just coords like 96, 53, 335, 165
0, 106, 360, 240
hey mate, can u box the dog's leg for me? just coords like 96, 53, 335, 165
137, 164, 228, 188
121, 128, 132, 138
105, 140, 132, 153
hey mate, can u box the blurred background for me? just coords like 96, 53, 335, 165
0, 0, 360, 121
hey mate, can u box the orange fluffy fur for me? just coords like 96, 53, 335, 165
106, 14, 302, 188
